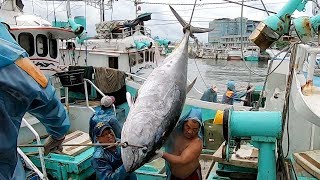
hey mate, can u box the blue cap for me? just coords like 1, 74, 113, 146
227, 81, 235, 91
94, 122, 112, 137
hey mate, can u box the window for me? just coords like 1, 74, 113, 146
151, 52, 155, 62
49, 39, 58, 59
138, 52, 144, 64
36, 34, 48, 57
145, 51, 150, 62
18, 33, 34, 56
109, 57, 119, 69
129, 54, 136, 66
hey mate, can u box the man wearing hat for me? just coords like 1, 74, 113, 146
200, 84, 218, 103
91, 122, 137, 180
89, 96, 121, 143
221, 81, 254, 105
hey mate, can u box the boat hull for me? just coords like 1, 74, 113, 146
244, 56, 259, 61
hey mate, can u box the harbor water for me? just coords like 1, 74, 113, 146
187, 58, 268, 99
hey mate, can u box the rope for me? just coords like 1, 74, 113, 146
193, 58, 209, 89
259, 0, 270, 16
19, 141, 145, 149
276, 43, 298, 180
254, 44, 296, 110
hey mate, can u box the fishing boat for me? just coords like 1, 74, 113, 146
6, 0, 320, 179
57, 13, 159, 76
243, 46, 260, 61
227, 47, 242, 61
2, 1, 264, 179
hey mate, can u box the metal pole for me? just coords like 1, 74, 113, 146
19, 143, 116, 147
135, 0, 137, 18
66, 0, 71, 19
19, 142, 145, 148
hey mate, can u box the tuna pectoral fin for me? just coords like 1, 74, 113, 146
126, 92, 134, 108
169, 5, 213, 34
186, 78, 197, 94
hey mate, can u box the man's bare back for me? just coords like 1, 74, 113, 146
170, 134, 202, 178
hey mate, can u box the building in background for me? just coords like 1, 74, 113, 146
208, 17, 259, 49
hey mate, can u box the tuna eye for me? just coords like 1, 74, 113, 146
142, 146, 148, 153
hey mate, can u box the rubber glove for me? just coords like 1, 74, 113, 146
148, 150, 164, 162
43, 135, 65, 155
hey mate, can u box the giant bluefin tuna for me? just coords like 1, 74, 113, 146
121, 5, 213, 172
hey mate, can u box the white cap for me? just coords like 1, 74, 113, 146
212, 84, 218, 92
101, 96, 115, 107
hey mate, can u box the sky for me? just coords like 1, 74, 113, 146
21, 0, 316, 42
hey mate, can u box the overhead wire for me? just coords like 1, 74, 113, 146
128, 0, 254, 6
147, 1, 287, 14
222, 0, 276, 14
188, 0, 209, 89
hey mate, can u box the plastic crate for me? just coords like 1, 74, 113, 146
55, 69, 85, 87
203, 120, 224, 150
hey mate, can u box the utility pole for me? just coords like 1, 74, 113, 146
134, 0, 141, 18
100, 0, 105, 22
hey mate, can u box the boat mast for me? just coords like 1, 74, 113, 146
134, 0, 141, 18
66, 0, 71, 18
100, 0, 104, 21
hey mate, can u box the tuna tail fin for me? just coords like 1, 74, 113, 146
186, 78, 197, 94
169, 5, 213, 34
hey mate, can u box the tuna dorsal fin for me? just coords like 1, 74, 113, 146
126, 92, 134, 108
186, 78, 197, 94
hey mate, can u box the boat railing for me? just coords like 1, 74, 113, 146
104, 26, 152, 40
125, 72, 147, 81
83, 78, 117, 115
295, 44, 319, 86
19, 118, 48, 179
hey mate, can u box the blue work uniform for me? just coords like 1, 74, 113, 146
0, 22, 70, 179
89, 107, 122, 142
221, 90, 247, 105
91, 145, 137, 180
200, 88, 218, 103
221, 81, 246, 105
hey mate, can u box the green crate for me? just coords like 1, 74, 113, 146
203, 120, 224, 151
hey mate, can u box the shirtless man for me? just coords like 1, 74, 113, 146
152, 108, 203, 180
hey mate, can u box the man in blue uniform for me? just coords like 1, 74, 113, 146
200, 84, 218, 103
221, 81, 254, 105
91, 122, 136, 180
0, 21, 70, 179
89, 95, 121, 142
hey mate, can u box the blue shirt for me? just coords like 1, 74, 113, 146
0, 58, 70, 180
0, 22, 70, 179
91, 146, 137, 180
200, 88, 218, 103
221, 90, 247, 105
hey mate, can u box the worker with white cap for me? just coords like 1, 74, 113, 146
89, 96, 122, 142
200, 84, 218, 103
